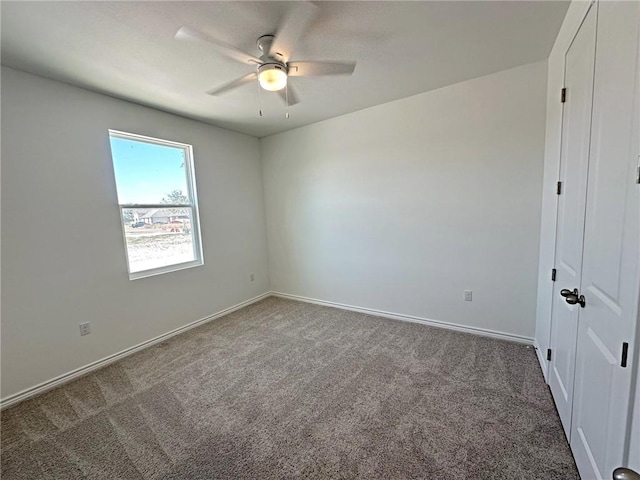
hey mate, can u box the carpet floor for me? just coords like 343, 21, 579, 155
1, 297, 579, 479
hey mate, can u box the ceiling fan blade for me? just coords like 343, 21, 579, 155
206, 72, 257, 96
278, 84, 301, 106
176, 26, 262, 65
288, 61, 356, 77
269, 2, 319, 63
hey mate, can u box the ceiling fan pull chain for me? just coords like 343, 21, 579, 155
285, 84, 290, 119
257, 77, 264, 117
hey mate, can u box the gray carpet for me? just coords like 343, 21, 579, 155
1, 297, 578, 479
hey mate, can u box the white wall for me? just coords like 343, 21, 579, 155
1, 67, 270, 400
533, 0, 592, 381
262, 61, 547, 340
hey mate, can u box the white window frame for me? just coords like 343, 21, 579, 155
109, 129, 204, 280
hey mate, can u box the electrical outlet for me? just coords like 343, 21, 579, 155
250, 273, 255, 282
464, 290, 473, 302
79, 322, 91, 336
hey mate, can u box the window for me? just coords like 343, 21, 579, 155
108, 130, 203, 279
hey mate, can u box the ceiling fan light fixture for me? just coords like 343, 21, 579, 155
258, 63, 288, 91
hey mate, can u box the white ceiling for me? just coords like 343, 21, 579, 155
1, 1, 568, 138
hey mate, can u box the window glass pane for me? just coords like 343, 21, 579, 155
122, 207, 197, 273
110, 137, 190, 205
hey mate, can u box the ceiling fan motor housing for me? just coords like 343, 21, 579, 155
257, 35, 276, 55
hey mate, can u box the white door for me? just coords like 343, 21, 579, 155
569, 1, 640, 478
548, 3, 597, 440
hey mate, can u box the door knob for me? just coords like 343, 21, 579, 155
560, 288, 586, 308
613, 467, 640, 480
561, 288, 578, 298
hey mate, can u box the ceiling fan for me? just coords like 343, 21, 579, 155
175, 2, 356, 109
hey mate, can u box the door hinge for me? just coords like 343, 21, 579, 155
561, 88, 566, 103
551, 268, 557, 282
547, 349, 552, 361
636, 156, 639, 184
557, 181, 562, 195
621, 342, 629, 367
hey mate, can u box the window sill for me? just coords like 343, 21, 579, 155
129, 259, 204, 280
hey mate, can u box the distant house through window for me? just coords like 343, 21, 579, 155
108, 130, 204, 279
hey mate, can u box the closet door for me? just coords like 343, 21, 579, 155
547, 3, 597, 440
569, 1, 640, 478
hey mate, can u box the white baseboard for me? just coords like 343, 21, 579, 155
0, 292, 271, 410
271, 291, 534, 345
